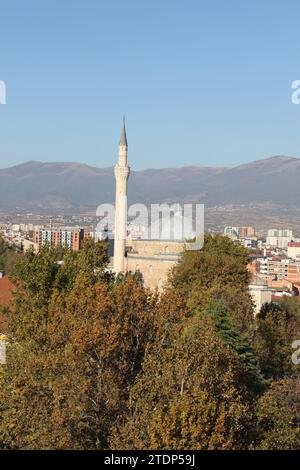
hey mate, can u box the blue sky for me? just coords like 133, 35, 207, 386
0, 0, 300, 170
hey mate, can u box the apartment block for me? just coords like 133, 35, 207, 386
267, 258, 291, 279
255, 256, 300, 283
266, 229, 295, 249
224, 226, 255, 239
35, 228, 84, 251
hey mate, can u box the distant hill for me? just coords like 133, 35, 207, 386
0, 156, 299, 213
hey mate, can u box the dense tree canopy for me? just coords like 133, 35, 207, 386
256, 376, 300, 449
253, 299, 300, 380
0, 240, 154, 449
0, 234, 299, 449
170, 234, 254, 332
110, 312, 255, 450
0, 236, 20, 275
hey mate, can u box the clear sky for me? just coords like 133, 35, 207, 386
0, 0, 300, 170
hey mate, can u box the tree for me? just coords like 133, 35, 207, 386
110, 311, 255, 450
3, 232, 298, 450
253, 300, 300, 380
170, 234, 254, 333
256, 376, 300, 449
205, 301, 267, 397
0, 237, 155, 449
110, 235, 263, 450
0, 236, 21, 275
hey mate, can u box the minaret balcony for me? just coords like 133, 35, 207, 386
114, 165, 130, 179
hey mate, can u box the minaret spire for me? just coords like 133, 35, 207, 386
117, 116, 128, 167
119, 115, 128, 147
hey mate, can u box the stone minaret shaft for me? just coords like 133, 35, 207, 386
114, 118, 130, 273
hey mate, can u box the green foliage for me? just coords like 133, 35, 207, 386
170, 234, 254, 332
257, 302, 282, 321
278, 296, 300, 321
13, 246, 62, 298
205, 301, 267, 396
254, 300, 300, 380
171, 234, 250, 294
256, 377, 300, 449
0, 236, 21, 275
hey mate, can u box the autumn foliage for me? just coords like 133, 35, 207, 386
0, 235, 299, 449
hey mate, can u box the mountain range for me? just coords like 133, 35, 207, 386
0, 156, 299, 213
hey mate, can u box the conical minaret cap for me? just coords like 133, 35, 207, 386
119, 116, 128, 147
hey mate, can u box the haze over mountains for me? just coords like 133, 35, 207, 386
0, 156, 299, 213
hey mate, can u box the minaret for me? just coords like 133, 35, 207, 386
114, 117, 130, 273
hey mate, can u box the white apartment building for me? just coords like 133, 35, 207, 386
256, 256, 295, 280
266, 229, 296, 249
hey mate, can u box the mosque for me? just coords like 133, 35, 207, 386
112, 120, 194, 290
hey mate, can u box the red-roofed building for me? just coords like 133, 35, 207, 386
288, 242, 300, 261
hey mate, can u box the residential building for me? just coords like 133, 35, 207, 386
266, 229, 295, 249
287, 262, 300, 283
35, 228, 84, 251
288, 242, 300, 261
224, 226, 255, 239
